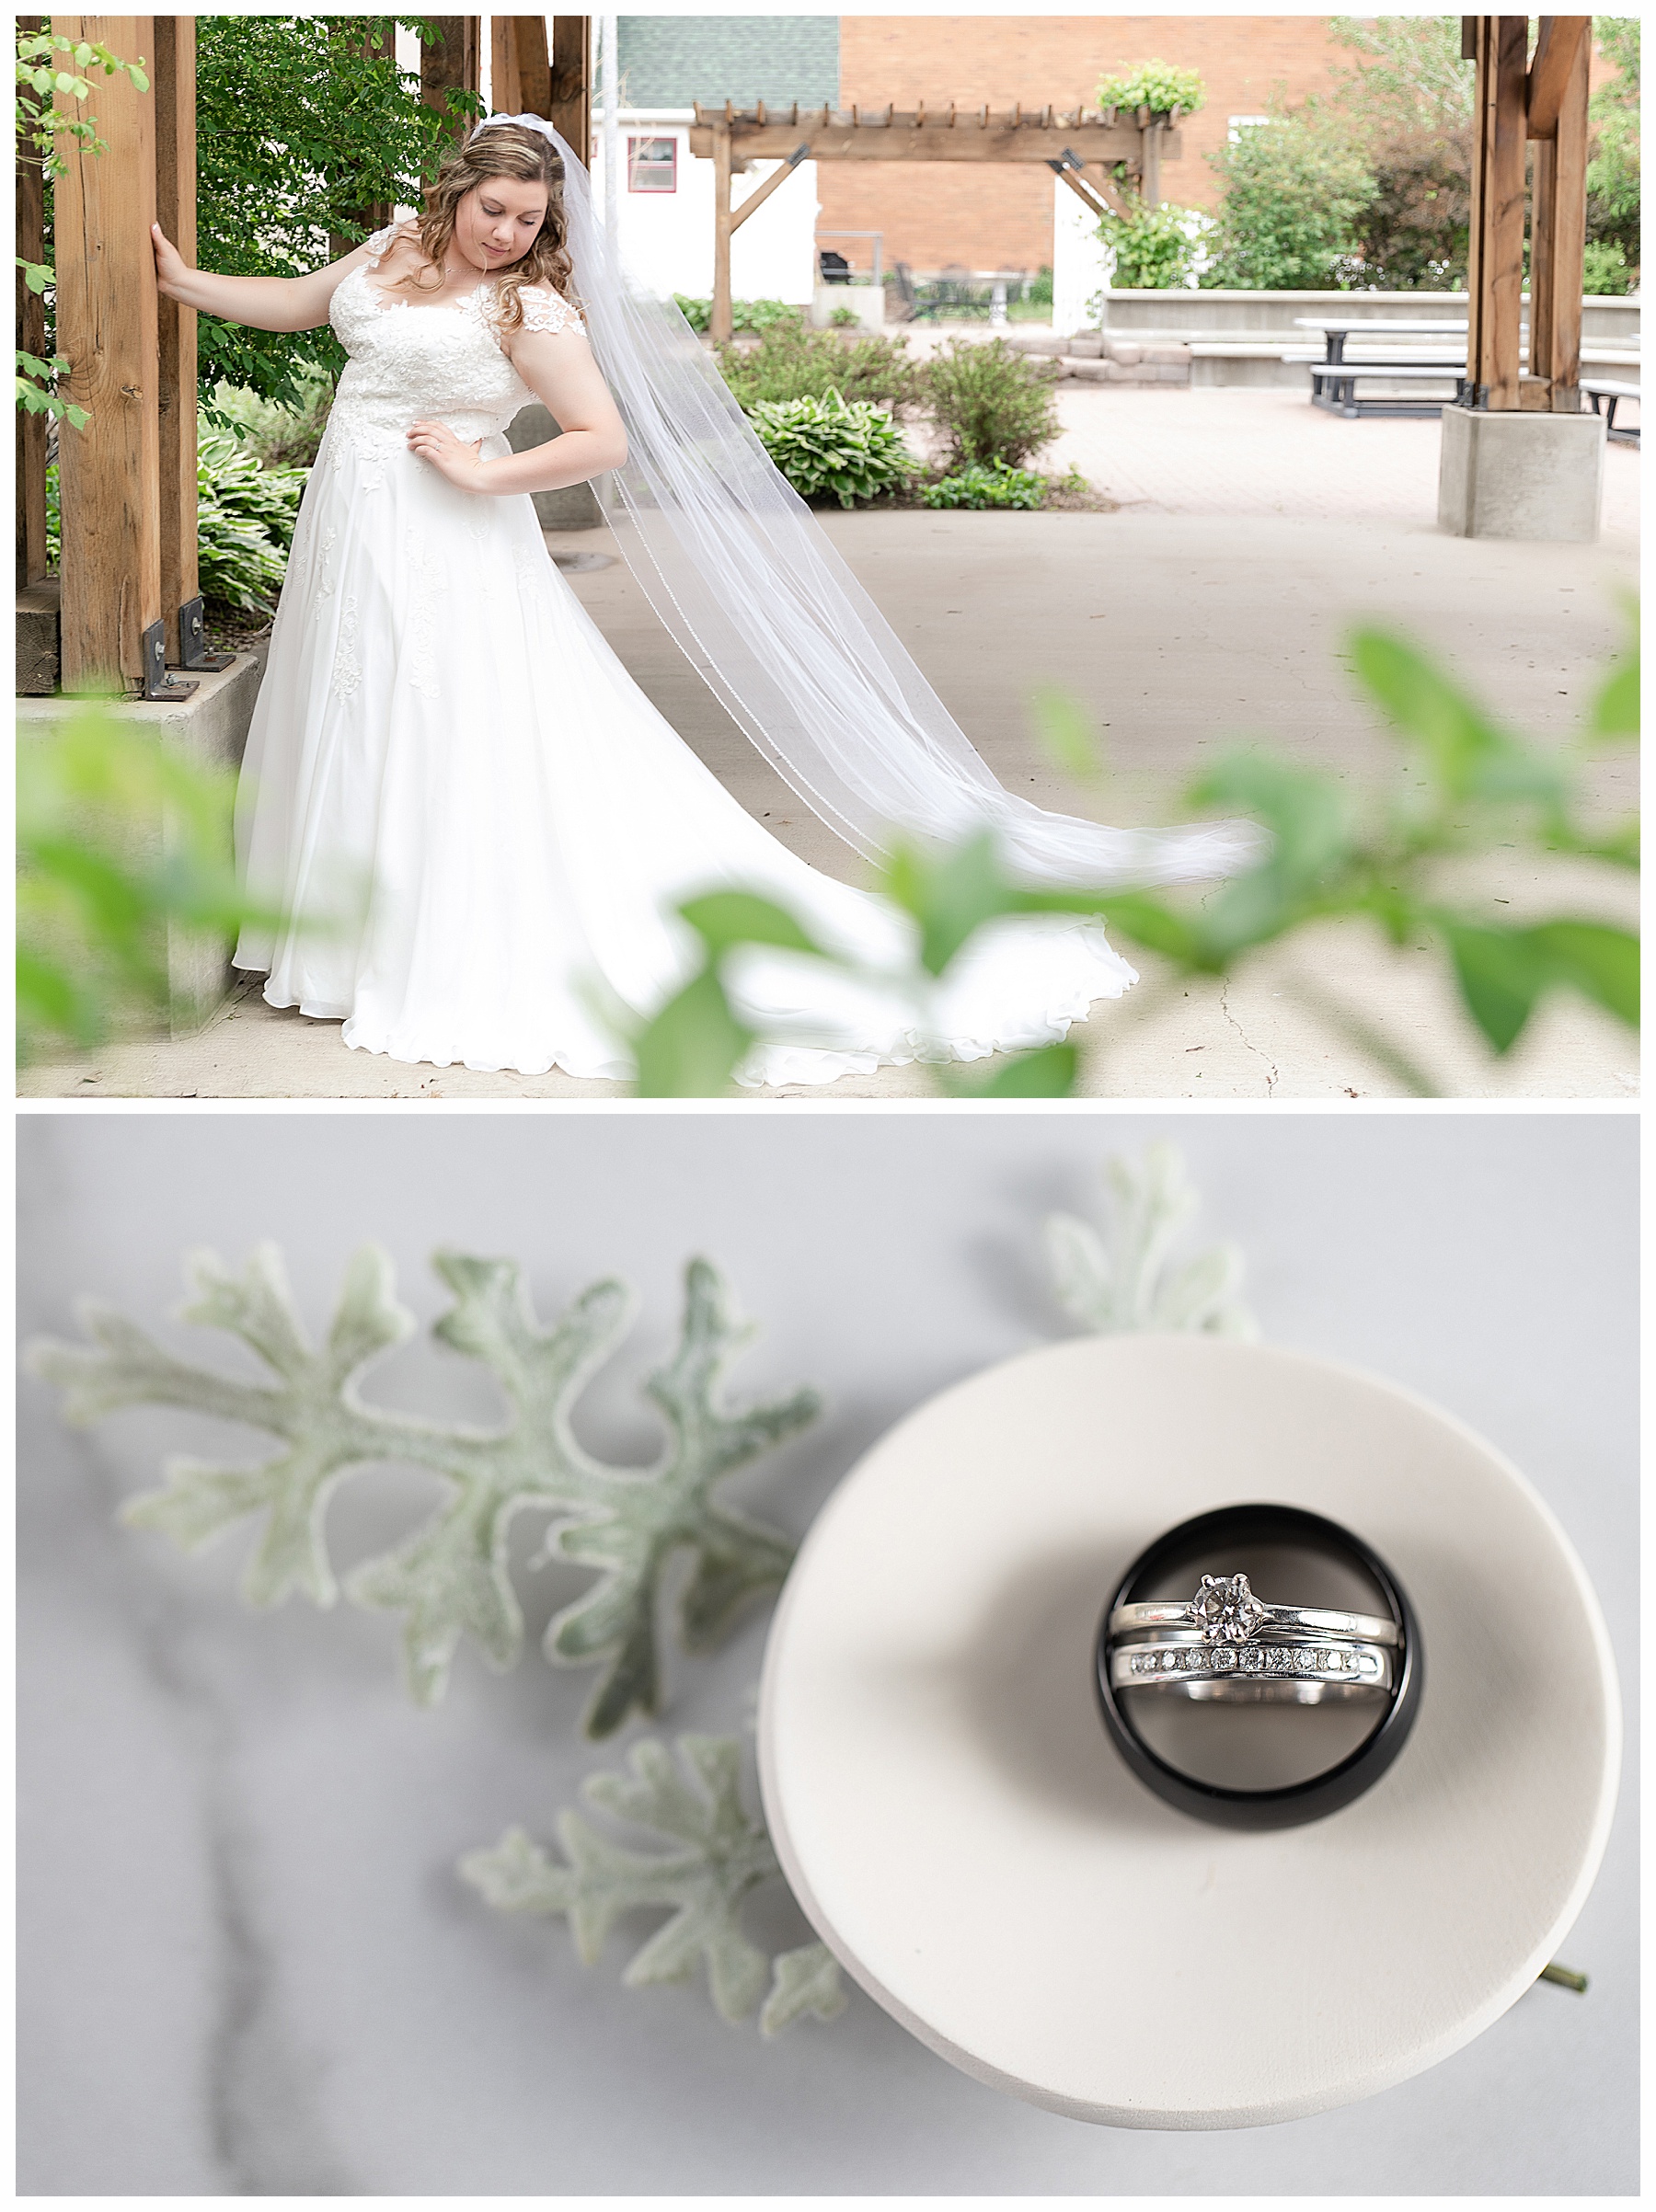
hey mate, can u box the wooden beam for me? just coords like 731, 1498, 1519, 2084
548, 17, 591, 160
1142, 118, 1162, 206
688, 116, 1170, 165
491, 15, 552, 118
1526, 16, 1591, 138
1531, 18, 1591, 406
729, 143, 810, 235
420, 16, 480, 142
1051, 159, 1131, 223
52, 12, 162, 692
1466, 17, 1528, 410
152, 13, 196, 661
17, 87, 50, 589
710, 120, 733, 344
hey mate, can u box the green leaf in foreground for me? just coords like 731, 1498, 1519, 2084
459, 1734, 845, 2035
28, 1247, 817, 1732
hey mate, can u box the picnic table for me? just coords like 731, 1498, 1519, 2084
1289, 316, 1470, 419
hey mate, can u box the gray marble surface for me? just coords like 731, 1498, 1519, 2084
17, 1110, 1637, 2195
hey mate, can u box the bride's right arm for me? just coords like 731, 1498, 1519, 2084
150, 224, 374, 332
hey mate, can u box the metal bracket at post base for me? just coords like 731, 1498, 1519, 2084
179, 594, 235, 672
141, 618, 199, 703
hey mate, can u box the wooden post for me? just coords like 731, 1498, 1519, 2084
52, 12, 162, 693
548, 17, 592, 157
420, 15, 480, 142
491, 16, 551, 116
17, 91, 50, 590
152, 14, 195, 661
1141, 118, 1162, 208
1528, 17, 1591, 412
1466, 17, 1528, 410
711, 117, 733, 344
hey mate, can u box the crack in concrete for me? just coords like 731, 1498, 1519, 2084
1219, 981, 1279, 1096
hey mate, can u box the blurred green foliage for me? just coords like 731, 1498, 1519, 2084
673, 294, 805, 336
715, 321, 924, 415
923, 459, 1047, 510
619, 618, 1638, 1098
17, 703, 284, 1062
1094, 61, 1206, 119
1095, 200, 1208, 290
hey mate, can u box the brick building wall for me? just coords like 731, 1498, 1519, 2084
819, 16, 1349, 276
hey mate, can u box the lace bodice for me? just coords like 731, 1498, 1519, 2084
325, 221, 584, 468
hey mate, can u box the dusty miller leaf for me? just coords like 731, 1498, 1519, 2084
459, 1734, 845, 2034
27, 1247, 818, 1730
1043, 1142, 1256, 1337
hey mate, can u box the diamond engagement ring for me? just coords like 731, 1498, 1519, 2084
1105, 1572, 1399, 1702
1109, 1571, 1401, 1648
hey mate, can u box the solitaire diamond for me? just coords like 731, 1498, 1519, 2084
1190, 1572, 1267, 1645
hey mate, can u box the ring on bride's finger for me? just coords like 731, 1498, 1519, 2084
1107, 1570, 1402, 1650
1107, 1633, 1394, 1696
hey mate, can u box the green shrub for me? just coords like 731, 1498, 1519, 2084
924, 338, 1062, 471
673, 293, 805, 335
1202, 112, 1374, 289
744, 389, 915, 507
1097, 200, 1207, 289
717, 321, 924, 414
204, 369, 334, 470
1582, 240, 1634, 294
923, 460, 1046, 510
1585, 17, 1639, 280
1028, 265, 1054, 306
1095, 61, 1206, 118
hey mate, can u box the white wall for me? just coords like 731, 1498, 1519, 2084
604, 119, 819, 305
1052, 176, 1111, 336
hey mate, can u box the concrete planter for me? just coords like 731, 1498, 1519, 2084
811, 284, 886, 334
1438, 407, 1605, 542
18, 648, 269, 1034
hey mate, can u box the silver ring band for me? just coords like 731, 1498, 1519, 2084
1110, 1634, 1394, 1699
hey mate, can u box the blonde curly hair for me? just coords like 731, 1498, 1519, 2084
394, 120, 577, 329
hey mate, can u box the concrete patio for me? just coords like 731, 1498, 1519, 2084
19, 385, 1639, 1101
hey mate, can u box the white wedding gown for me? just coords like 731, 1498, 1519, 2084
233, 226, 1136, 1084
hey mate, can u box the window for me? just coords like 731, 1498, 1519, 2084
627, 136, 677, 193
1227, 114, 1271, 143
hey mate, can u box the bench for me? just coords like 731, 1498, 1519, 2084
1582, 378, 1640, 443
1294, 359, 1471, 418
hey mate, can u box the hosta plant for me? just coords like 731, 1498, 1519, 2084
745, 388, 915, 508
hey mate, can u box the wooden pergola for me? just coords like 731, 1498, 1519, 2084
690, 101, 1182, 346
21, 14, 591, 698
1464, 14, 1593, 411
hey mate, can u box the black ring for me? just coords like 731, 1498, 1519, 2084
1094, 1502, 1423, 1831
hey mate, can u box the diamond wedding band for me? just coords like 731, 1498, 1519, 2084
1106, 1571, 1399, 1702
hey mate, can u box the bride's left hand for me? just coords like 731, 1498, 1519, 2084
407, 418, 489, 490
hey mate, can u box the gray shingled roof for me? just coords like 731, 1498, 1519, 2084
616, 16, 839, 109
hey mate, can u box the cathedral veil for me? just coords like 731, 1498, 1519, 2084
484, 115, 1264, 891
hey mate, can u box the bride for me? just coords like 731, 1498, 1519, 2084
152, 115, 1254, 1087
